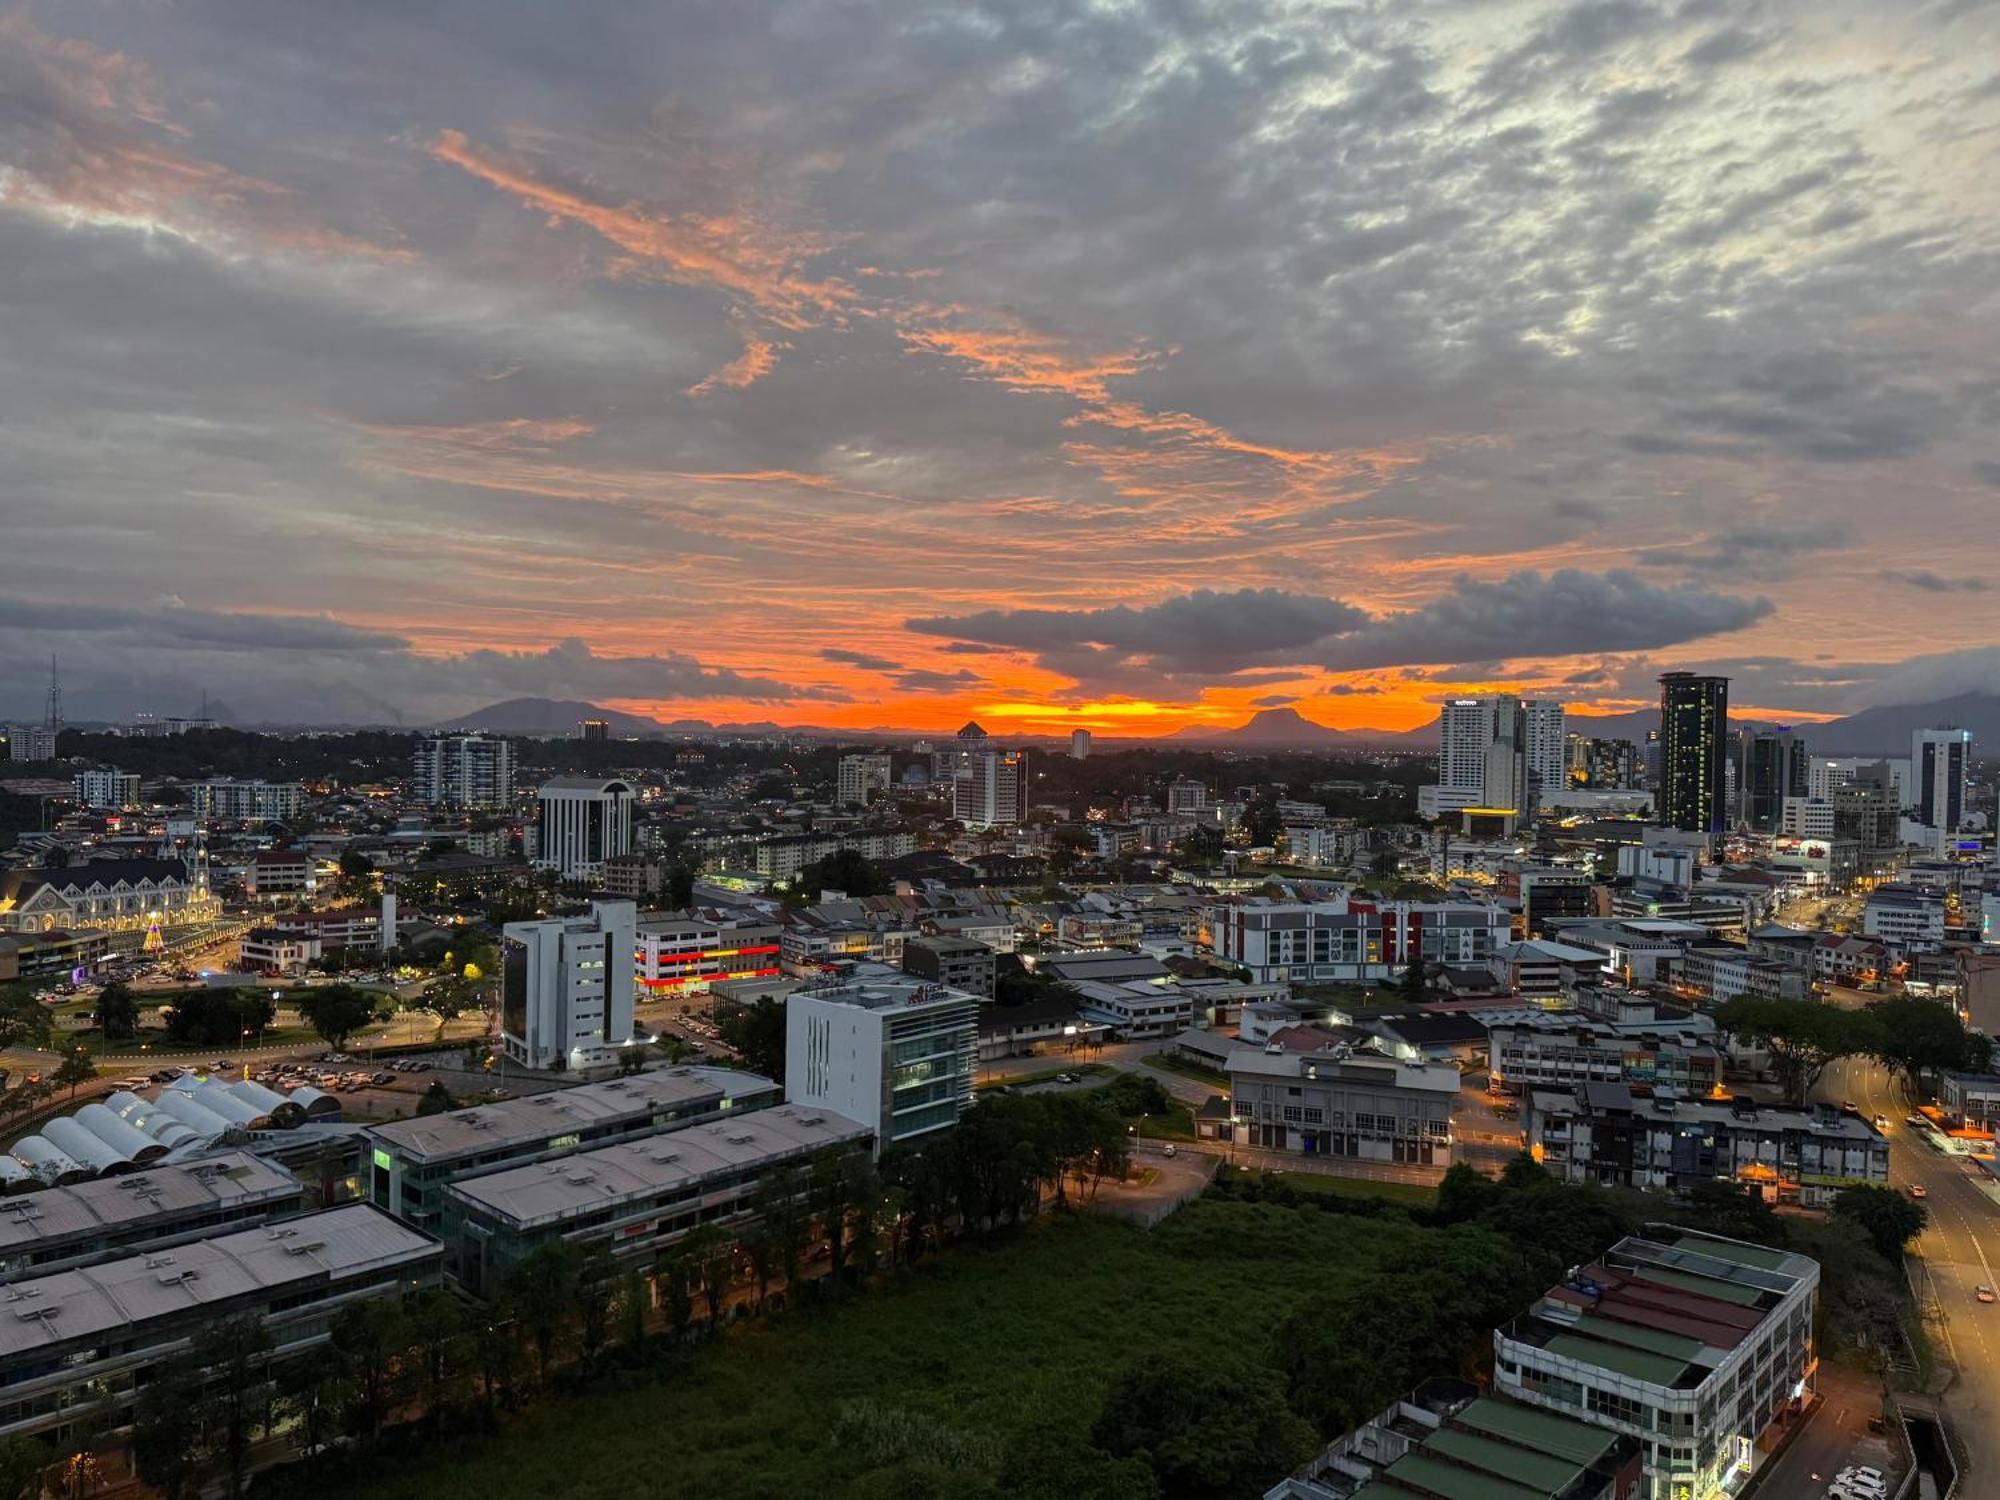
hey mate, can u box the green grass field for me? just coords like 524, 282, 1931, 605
332, 1201, 1430, 1500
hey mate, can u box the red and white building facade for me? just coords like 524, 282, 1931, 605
635, 913, 783, 996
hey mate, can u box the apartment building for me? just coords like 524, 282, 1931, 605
533, 776, 634, 881
754, 830, 917, 881
836, 752, 894, 808
412, 734, 515, 808
1863, 884, 1947, 951
71, 769, 140, 810
1487, 1022, 1722, 1099
243, 847, 315, 901
188, 778, 303, 822
1210, 896, 1511, 983
1524, 1083, 1887, 1207
1493, 1230, 1818, 1500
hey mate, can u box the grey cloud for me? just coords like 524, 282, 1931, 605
892, 668, 985, 694
1250, 694, 1299, 707
1880, 570, 1989, 594
0, 598, 408, 653
1313, 570, 1772, 673
906, 589, 1371, 677
1640, 525, 1849, 582
910, 571, 1770, 689
821, 648, 901, 672
1681, 28, 1770, 67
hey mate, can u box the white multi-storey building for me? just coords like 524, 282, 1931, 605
953, 749, 1027, 829
1493, 1230, 1819, 1500
533, 776, 634, 881
1210, 895, 1511, 982
1862, 884, 1947, 951
1427, 696, 1561, 818
835, 752, 893, 808
71, 769, 140, 809
1778, 797, 1836, 840
501, 899, 638, 1070
188, 779, 303, 822
413, 734, 515, 808
785, 974, 979, 1148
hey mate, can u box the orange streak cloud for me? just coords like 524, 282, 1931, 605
686, 334, 782, 396
428, 129, 854, 330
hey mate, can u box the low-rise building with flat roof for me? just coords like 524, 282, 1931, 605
1494, 1229, 1819, 1500
1226, 1046, 1458, 1168
440, 1104, 871, 1294
365, 1066, 780, 1232
1524, 1083, 1886, 1207
0, 1151, 305, 1279
0, 1204, 439, 1444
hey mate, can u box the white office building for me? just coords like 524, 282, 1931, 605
1070, 729, 1093, 760
836, 752, 893, 808
534, 776, 634, 880
785, 974, 979, 1148
413, 734, 515, 808
1778, 797, 1836, 840
72, 769, 140, 809
501, 899, 638, 1070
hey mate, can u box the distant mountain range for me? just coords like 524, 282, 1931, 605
439, 691, 2000, 756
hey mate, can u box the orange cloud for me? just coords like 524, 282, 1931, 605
428, 129, 854, 329
897, 316, 1155, 400
0, 10, 410, 263
687, 334, 782, 396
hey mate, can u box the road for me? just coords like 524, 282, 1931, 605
1814, 1049, 2000, 1485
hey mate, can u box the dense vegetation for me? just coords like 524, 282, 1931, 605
1712, 993, 1991, 1103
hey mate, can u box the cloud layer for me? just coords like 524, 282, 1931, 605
1, 1, 1996, 730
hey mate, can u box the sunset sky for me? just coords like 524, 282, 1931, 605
3, 1, 1998, 735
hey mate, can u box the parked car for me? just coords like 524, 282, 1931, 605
1976, 1285, 1995, 1304
1910, 1185, 1928, 1199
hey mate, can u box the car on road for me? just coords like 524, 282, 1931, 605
1841, 1099, 1858, 1112
1906, 1114, 1925, 1128
1873, 1114, 1889, 1130
1909, 1184, 1928, 1199
1976, 1285, 1996, 1304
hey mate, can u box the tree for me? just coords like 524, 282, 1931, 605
337, 848, 375, 898
329, 1298, 408, 1445
192, 1314, 271, 1498
131, 1354, 203, 1499
1834, 1184, 1928, 1264
784, 848, 889, 904
296, 983, 379, 1050
161, 990, 274, 1048
811, 1149, 882, 1286
1865, 996, 1990, 1096
53, 1046, 94, 1102
755, 1165, 810, 1298
717, 998, 787, 1081
416, 1079, 455, 1115
1711, 995, 1876, 1105
92, 981, 139, 1041
1369, 849, 1401, 878
0, 1437, 48, 1500
404, 1289, 467, 1431
0, 986, 53, 1051
1242, 796, 1282, 847
273, 1345, 340, 1458
506, 1240, 582, 1386
1093, 1353, 1317, 1500
1400, 960, 1430, 1001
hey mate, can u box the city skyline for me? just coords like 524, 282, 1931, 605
4, 2, 1999, 734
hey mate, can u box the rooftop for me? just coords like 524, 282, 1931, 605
445, 1104, 871, 1229
0, 1152, 300, 1252
367, 1067, 772, 1163
0, 1205, 435, 1361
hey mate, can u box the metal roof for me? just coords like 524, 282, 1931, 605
446, 1105, 870, 1230
0, 1205, 435, 1361
366, 1067, 767, 1163
0, 1153, 298, 1253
